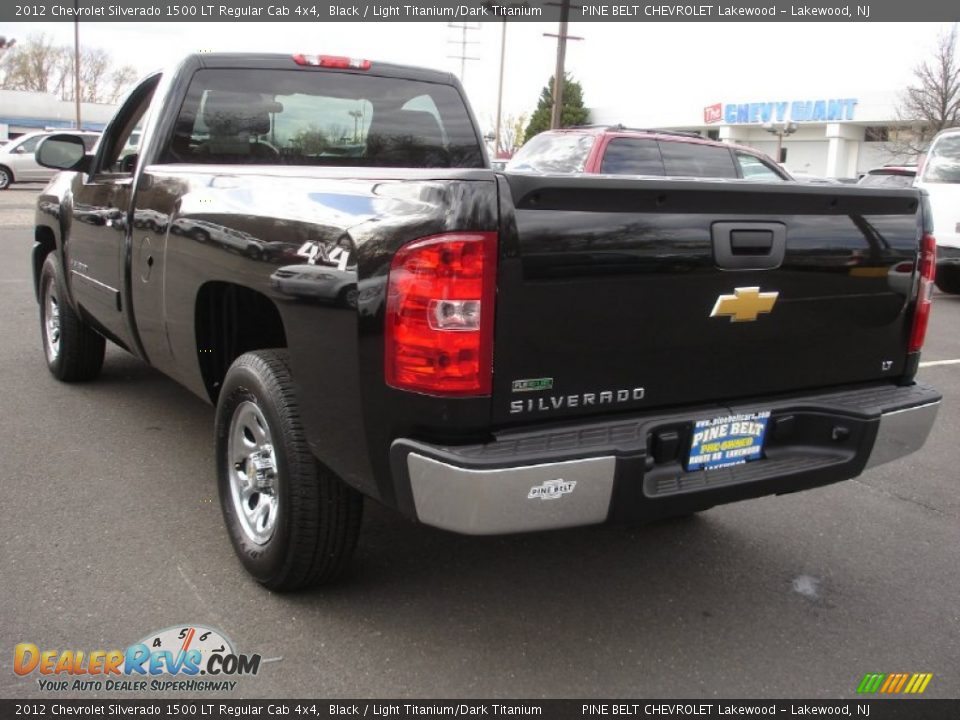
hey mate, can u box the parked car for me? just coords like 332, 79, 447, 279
858, 165, 917, 188
507, 125, 792, 181
914, 128, 960, 294
32, 53, 940, 591
791, 172, 844, 184
0, 130, 99, 189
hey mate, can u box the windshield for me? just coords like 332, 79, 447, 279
507, 133, 595, 174
922, 133, 960, 184
859, 172, 915, 188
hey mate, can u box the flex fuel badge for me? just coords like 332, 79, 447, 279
512, 378, 554, 392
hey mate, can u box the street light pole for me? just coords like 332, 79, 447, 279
763, 121, 798, 164
73, 3, 82, 130
493, 22, 507, 157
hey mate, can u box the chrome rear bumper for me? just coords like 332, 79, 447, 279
394, 383, 941, 535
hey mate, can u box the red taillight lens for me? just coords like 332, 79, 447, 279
385, 232, 497, 396
908, 233, 937, 353
292, 54, 371, 70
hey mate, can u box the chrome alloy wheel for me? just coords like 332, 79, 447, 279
227, 400, 280, 545
43, 281, 61, 362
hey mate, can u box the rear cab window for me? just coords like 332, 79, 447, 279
506, 133, 595, 174
159, 68, 484, 168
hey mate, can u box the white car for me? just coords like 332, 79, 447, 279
0, 130, 99, 190
915, 127, 960, 294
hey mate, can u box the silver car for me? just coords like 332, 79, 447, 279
0, 131, 99, 190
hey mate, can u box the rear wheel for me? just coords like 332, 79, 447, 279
39, 254, 105, 381
215, 350, 363, 591
935, 264, 960, 294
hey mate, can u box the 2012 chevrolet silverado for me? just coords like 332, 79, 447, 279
32, 53, 941, 590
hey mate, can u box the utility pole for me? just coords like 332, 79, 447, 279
543, 0, 583, 129
446, 22, 480, 84
73, 0, 82, 129
493, 22, 507, 157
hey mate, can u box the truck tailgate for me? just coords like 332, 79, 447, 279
492, 175, 923, 426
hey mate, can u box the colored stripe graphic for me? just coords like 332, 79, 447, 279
857, 674, 885, 693
857, 673, 932, 694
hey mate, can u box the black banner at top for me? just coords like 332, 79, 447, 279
2, 0, 960, 22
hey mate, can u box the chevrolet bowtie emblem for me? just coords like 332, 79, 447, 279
710, 287, 779, 322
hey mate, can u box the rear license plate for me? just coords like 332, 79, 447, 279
687, 410, 771, 471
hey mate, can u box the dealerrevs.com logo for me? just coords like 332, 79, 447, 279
14, 624, 267, 692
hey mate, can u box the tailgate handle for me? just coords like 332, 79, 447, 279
713, 222, 786, 270
730, 230, 773, 254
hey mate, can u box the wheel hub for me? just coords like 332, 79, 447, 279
227, 401, 280, 545
44, 284, 61, 361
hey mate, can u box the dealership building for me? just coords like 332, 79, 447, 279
591, 90, 913, 179
0, 89, 117, 141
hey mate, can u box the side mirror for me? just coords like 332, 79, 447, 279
36, 134, 91, 173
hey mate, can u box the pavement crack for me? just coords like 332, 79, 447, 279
851, 477, 956, 518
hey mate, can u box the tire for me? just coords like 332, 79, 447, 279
338, 285, 359, 309
38, 254, 105, 381
935, 264, 960, 294
215, 350, 363, 591
0, 166, 11, 190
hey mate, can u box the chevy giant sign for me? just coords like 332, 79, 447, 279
704, 99, 858, 125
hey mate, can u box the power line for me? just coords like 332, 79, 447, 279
447, 22, 481, 83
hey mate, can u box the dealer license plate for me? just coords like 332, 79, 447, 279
687, 410, 771, 471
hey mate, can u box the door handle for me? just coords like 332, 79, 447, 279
712, 222, 786, 270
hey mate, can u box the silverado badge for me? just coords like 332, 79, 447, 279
710, 287, 779, 323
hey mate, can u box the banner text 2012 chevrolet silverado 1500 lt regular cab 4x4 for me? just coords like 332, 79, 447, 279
31, 53, 941, 590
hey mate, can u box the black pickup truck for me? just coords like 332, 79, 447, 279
32, 53, 941, 590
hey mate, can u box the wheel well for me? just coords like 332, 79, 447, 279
0, 164, 12, 179
33, 226, 57, 299
195, 282, 287, 403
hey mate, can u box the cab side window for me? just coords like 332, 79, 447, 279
95, 75, 159, 176
659, 142, 738, 179
599, 138, 665, 176
17, 136, 43, 154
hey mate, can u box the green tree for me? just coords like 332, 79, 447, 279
523, 74, 590, 143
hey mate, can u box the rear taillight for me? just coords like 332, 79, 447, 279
292, 54, 371, 70
385, 232, 497, 396
908, 233, 937, 353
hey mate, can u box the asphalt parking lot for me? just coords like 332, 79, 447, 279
1, 185, 958, 700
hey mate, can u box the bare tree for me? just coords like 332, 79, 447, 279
500, 112, 528, 155
0, 33, 137, 104
0, 34, 67, 95
893, 25, 960, 157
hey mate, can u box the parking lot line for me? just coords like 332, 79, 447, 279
919, 358, 960, 368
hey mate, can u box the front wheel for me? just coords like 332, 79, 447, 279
0, 166, 12, 190
215, 350, 363, 591
38, 254, 105, 381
